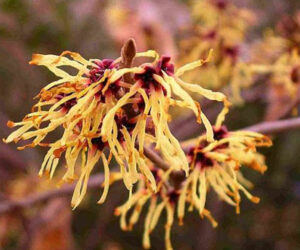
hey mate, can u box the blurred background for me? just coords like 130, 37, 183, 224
0, 0, 300, 249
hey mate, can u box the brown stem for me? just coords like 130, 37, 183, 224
1, 117, 300, 214
143, 146, 170, 171
244, 117, 300, 134
0, 173, 104, 214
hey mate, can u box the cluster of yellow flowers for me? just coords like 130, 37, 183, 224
5, 1, 300, 249
4, 39, 273, 249
4, 44, 229, 206
248, 12, 300, 113
113, 126, 271, 249
178, 0, 256, 102
179, 1, 300, 111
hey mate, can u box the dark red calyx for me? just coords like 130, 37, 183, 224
167, 189, 180, 204
134, 65, 160, 90
134, 56, 174, 94
223, 46, 239, 62
117, 114, 136, 131
134, 66, 166, 94
276, 15, 299, 39
88, 59, 118, 83
114, 113, 137, 142
213, 125, 228, 140
212, 126, 229, 150
213, 0, 228, 10
187, 146, 214, 169
150, 168, 161, 183
55, 93, 77, 111
124, 94, 146, 116
136, 96, 146, 112
291, 66, 300, 84
91, 136, 107, 151
203, 30, 217, 40
157, 56, 175, 75
88, 59, 124, 100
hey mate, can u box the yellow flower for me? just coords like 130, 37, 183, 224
178, 0, 256, 100
4, 52, 121, 208
112, 125, 271, 250
3, 47, 230, 208
268, 50, 300, 98
250, 30, 289, 65
276, 13, 300, 51
114, 167, 217, 250
248, 49, 300, 100
182, 125, 272, 216
101, 49, 230, 180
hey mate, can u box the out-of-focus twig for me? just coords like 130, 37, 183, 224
0, 117, 299, 215
0, 174, 104, 215
143, 146, 169, 171
244, 117, 300, 134
0, 146, 171, 214
182, 117, 300, 151
1, 118, 300, 215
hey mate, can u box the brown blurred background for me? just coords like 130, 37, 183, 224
0, 0, 300, 249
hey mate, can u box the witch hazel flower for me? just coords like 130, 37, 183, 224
113, 125, 271, 250
101, 48, 230, 174
182, 125, 272, 216
4, 39, 229, 209
4, 51, 125, 208
114, 167, 217, 250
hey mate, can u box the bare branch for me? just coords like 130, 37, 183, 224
143, 146, 170, 171
0, 174, 104, 215
244, 117, 300, 134
1, 117, 300, 215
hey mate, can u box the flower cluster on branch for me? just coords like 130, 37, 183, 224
4, 38, 272, 249
113, 125, 271, 249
